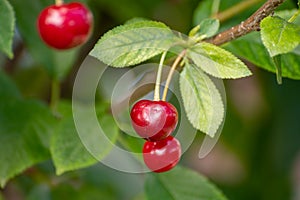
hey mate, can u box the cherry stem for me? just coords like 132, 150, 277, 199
162, 50, 186, 101
154, 51, 167, 101
55, 0, 63, 6
50, 78, 60, 114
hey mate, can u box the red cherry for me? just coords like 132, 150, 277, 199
37, 2, 93, 49
130, 100, 178, 141
143, 136, 181, 173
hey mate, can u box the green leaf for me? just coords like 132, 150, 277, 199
0, 71, 54, 187
0, 99, 55, 187
0, 0, 15, 58
260, 16, 300, 57
180, 63, 224, 137
197, 18, 220, 39
224, 32, 300, 80
187, 42, 252, 79
9, 0, 78, 80
193, 0, 215, 26
145, 166, 227, 200
90, 20, 179, 67
50, 101, 119, 175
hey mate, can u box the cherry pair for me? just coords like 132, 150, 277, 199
130, 100, 181, 173
37, 1, 93, 49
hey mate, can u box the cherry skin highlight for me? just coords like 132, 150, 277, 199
37, 2, 93, 49
130, 100, 178, 141
143, 136, 181, 173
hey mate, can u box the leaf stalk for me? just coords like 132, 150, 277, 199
288, 9, 300, 23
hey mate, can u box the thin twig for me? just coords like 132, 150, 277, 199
206, 0, 286, 45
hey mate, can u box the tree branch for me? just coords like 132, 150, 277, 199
206, 0, 286, 46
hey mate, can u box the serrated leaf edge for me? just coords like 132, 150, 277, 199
260, 16, 300, 57
0, 0, 15, 58
180, 64, 224, 137
188, 42, 252, 79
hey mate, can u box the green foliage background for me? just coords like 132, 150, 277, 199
0, 0, 300, 199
